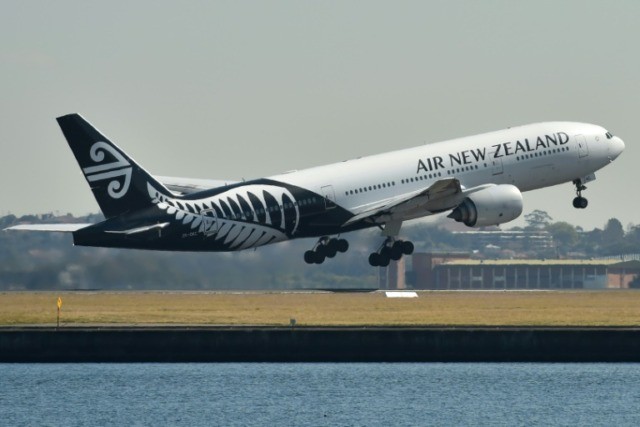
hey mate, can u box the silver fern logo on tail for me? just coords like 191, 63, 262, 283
82, 141, 132, 199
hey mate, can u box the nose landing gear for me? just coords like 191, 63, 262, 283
304, 236, 349, 264
572, 179, 588, 209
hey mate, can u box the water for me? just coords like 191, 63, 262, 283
1, 363, 639, 426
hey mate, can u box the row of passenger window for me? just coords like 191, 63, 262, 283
516, 146, 569, 161
447, 165, 480, 175
401, 171, 443, 184
345, 166, 483, 197
345, 181, 396, 196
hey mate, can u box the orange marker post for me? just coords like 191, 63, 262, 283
56, 297, 62, 328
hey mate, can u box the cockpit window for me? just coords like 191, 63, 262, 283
605, 131, 614, 139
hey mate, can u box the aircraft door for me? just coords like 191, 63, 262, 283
488, 150, 504, 175
201, 209, 220, 237
321, 185, 336, 209
575, 134, 589, 158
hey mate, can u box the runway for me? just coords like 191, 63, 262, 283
2, 290, 640, 326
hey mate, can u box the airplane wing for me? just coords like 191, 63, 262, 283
343, 178, 494, 226
155, 176, 239, 195
4, 224, 93, 232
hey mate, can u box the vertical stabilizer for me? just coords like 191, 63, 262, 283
56, 114, 172, 218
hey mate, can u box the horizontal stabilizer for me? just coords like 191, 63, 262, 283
104, 222, 170, 235
4, 224, 93, 232
155, 176, 238, 195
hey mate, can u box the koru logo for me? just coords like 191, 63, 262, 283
82, 141, 132, 199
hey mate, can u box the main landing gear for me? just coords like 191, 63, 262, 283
572, 179, 588, 209
304, 236, 349, 264
368, 238, 414, 267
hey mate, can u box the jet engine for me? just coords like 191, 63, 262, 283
447, 184, 523, 227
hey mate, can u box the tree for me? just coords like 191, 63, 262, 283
525, 210, 553, 230
603, 218, 625, 242
546, 222, 578, 254
624, 225, 640, 250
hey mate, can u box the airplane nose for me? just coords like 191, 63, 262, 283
610, 136, 625, 159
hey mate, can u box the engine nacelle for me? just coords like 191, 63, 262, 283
448, 184, 523, 227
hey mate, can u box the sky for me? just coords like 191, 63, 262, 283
0, 1, 637, 231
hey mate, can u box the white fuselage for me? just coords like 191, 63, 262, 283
9, 115, 625, 262
272, 121, 624, 222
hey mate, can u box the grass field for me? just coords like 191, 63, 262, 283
1, 290, 639, 327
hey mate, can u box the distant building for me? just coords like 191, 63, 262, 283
406, 255, 640, 290
409, 252, 470, 289
452, 230, 554, 253
379, 257, 407, 290
607, 260, 640, 288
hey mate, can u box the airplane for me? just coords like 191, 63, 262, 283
6, 114, 625, 267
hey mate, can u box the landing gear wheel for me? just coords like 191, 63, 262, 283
572, 179, 589, 210
304, 237, 349, 264
378, 254, 390, 267
390, 241, 404, 261
369, 253, 381, 267
579, 197, 588, 209
572, 196, 588, 209
401, 241, 414, 255
325, 240, 338, 258
304, 250, 325, 264
315, 244, 327, 258
390, 245, 403, 261
368, 237, 415, 267
304, 250, 316, 264
380, 246, 392, 260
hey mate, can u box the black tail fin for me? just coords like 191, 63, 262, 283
57, 114, 173, 219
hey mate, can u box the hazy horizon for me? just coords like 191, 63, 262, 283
1, 1, 638, 231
